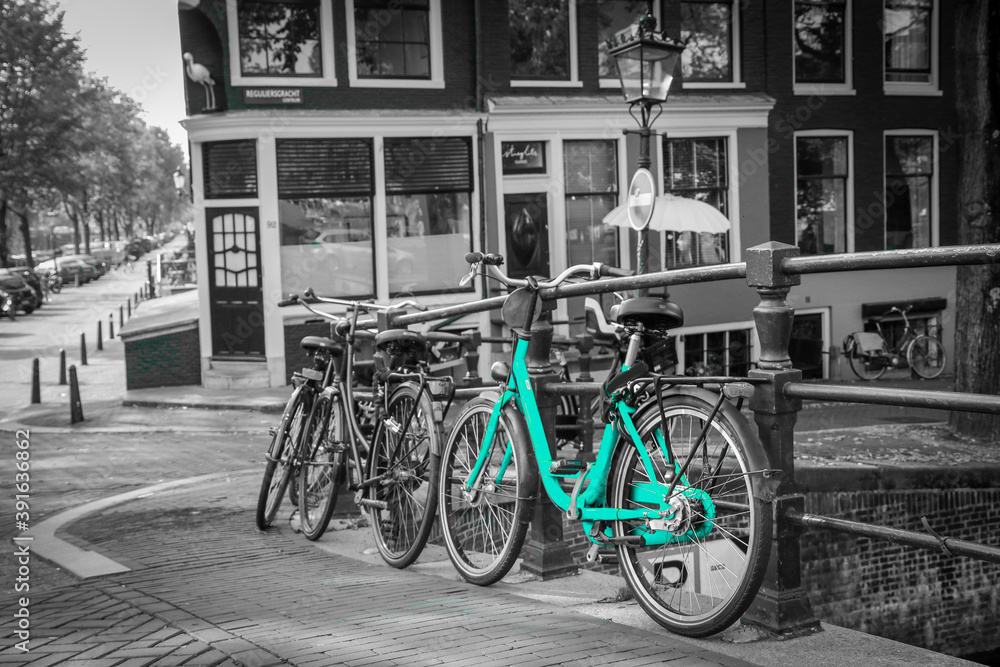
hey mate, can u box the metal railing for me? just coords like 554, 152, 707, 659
386, 241, 1000, 635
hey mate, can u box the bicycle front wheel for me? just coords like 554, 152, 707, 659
609, 392, 772, 637
255, 386, 308, 530
367, 383, 440, 568
439, 397, 535, 586
907, 335, 947, 379
298, 393, 346, 541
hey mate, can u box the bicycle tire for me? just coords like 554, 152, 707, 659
609, 390, 772, 637
298, 393, 345, 541
846, 337, 887, 381
367, 383, 440, 568
255, 385, 307, 530
439, 396, 536, 586
907, 335, 947, 379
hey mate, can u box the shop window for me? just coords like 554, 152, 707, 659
384, 137, 474, 296
276, 139, 375, 298
681, 0, 739, 84
796, 134, 850, 254
237, 0, 322, 76
354, 0, 430, 78
683, 327, 752, 377
509, 0, 576, 83
884, 0, 936, 90
655, 137, 729, 269
794, 0, 852, 91
504, 193, 550, 281
203, 140, 258, 199
885, 134, 934, 249
564, 140, 619, 267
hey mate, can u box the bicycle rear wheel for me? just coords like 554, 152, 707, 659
907, 335, 947, 379
298, 393, 345, 541
609, 391, 772, 637
439, 397, 535, 586
255, 386, 308, 530
367, 383, 440, 568
847, 346, 887, 381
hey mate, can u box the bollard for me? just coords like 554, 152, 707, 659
146, 260, 155, 299
127, 300, 131, 318
80, 332, 88, 366
119, 305, 124, 329
69, 365, 84, 424
743, 242, 821, 637
31, 358, 40, 404
58, 349, 67, 385
75, 274, 81, 288
97, 320, 103, 351
575, 333, 596, 462
108, 314, 114, 339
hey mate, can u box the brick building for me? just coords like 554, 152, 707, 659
176, 0, 956, 388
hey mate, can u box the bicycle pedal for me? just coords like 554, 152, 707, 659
358, 497, 388, 511
585, 544, 618, 565
549, 459, 587, 476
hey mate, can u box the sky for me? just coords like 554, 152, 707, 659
58, 0, 190, 159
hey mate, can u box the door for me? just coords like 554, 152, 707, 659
504, 193, 550, 280
206, 208, 265, 358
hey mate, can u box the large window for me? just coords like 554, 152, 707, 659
354, 0, 430, 78
885, 134, 934, 249
884, 0, 936, 91
384, 137, 474, 295
796, 135, 850, 255
794, 0, 848, 86
658, 137, 729, 269
509, 0, 576, 83
203, 140, 258, 199
683, 327, 752, 377
564, 141, 619, 267
681, 0, 738, 84
277, 140, 375, 298
238, 0, 322, 76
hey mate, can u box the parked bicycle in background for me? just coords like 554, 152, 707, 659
842, 305, 947, 381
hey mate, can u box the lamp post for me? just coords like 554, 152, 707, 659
608, 12, 685, 285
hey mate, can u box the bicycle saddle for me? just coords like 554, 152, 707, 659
612, 297, 684, 332
374, 329, 427, 351
300, 336, 343, 355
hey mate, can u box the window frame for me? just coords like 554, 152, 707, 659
793, 129, 855, 255
883, 0, 941, 96
563, 139, 621, 268
510, 0, 582, 88
654, 130, 742, 268
883, 129, 939, 249
345, 0, 444, 89
678, 0, 745, 90
674, 319, 760, 376
227, 0, 338, 87
792, 0, 855, 96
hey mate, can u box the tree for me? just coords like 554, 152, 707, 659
951, 0, 1000, 440
0, 0, 84, 267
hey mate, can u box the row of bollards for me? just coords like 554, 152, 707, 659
29, 282, 152, 424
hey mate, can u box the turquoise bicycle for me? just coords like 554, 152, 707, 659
438, 252, 778, 637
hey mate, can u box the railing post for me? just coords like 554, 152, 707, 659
519, 305, 578, 580
462, 330, 482, 386
744, 241, 821, 637
575, 333, 596, 462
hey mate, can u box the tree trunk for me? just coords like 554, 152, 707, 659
0, 199, 9, 268
16, 210, 34, 269
97, 209, 106, 243
950, 0, 1000, 441
112, 211, 120, 241
83, 213, 91, 255
66, 202, 81, 255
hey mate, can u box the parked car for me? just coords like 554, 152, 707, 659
35, 257, 98, 284
61, 253, 108, 277
2, 267, 43, 298
0, 272, 40, 314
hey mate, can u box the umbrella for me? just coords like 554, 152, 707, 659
602, 193, 731, 234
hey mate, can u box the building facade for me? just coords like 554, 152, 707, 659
177, 0, 957, 387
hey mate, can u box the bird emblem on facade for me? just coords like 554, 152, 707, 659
183, 52, 217, 111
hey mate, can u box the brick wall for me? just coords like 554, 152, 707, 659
124, 325, 202, 390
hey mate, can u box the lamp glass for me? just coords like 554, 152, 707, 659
173, 171, 186, 190
612, 39, 683, 104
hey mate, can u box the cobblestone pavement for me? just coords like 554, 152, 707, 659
1, 470, 756, 667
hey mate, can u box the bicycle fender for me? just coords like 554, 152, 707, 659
632, 386, 778, 503
498, 401, 540, 521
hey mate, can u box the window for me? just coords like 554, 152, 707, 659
203, 140, 258, 199
229, 0, 336, 86
683, 327, 753, 376
796, 135, 850, 255
384, 137, 474, 295
564, 141, 619, 267
681, 0, 740, 85
794, 0, 852, 92
354, 0, 430, 78
345, 0, 443, 87
509, 0, 579, 86
276, 139, 376, 298
658, 137, 729, 269
884, 0, 938, 94
597, 1, 651, 85
885, 134, 934, 249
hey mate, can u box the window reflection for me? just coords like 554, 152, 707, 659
386, 193, 471, 294
239, 0, 322, 76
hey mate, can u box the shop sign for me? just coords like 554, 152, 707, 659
501, 141, 546, 175
243, 88, 303, 105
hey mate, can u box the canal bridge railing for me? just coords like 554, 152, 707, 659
386, 240, 1000, 636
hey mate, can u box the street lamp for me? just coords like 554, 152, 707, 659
173, 170, 187, 199
608, 12, 685, 281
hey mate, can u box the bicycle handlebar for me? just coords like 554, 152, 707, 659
465, 252, 631, 290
